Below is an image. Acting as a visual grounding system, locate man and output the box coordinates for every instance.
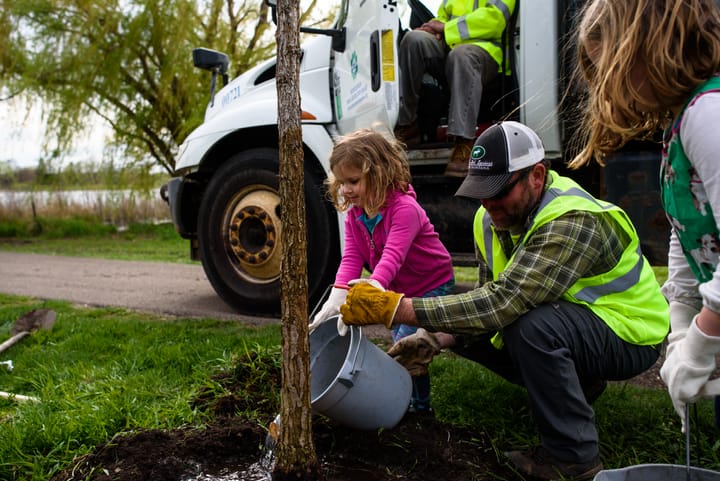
[394,0,515,177]
[340,121,669,481]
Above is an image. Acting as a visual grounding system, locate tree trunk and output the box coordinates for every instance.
[273,0,322,479]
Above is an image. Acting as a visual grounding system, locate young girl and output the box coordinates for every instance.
[309,127,455,414]
[571,0,720,430]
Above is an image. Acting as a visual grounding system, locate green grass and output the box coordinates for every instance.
[0,294,281,480]
[0,220,190,263]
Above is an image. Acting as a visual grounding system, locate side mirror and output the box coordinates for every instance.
[192,48,230,107]
[192,48,229,76]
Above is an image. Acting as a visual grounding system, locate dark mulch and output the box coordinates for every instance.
[48,413,519,481]
[48,345,668,481]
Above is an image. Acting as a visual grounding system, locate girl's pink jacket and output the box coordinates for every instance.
[334,185,455,297]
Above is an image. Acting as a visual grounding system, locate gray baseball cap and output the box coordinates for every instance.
[455,121,545,199]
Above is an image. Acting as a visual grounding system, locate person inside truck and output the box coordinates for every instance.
[570,0,720,433]
[336,121,669,481]
[393,0,515,178]
[307,127,455,415]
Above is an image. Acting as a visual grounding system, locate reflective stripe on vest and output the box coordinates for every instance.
[573,245,643,303]
[473,171,669,346]
[438,0,515,71]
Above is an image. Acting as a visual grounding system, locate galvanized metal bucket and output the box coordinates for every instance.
[594,404,720,481]
[594,464,720,481]
[309,318,411,430]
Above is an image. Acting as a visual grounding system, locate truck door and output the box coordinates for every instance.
[331,0,401,135]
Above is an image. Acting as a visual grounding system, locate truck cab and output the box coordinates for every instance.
[163,0,667,316]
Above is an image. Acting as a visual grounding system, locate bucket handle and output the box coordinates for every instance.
[336,327,363,388]
[310,284,334,321]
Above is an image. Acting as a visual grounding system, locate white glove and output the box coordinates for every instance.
[348,278,385,291]
[309,287,348,335]
[660,316,720,432]
[665,301,700,359]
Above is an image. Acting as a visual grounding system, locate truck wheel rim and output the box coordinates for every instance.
[225,188,281,282]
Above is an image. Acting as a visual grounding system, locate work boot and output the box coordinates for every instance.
[444,137,474,177]
[394,123,421,147]
[505,446,603,481]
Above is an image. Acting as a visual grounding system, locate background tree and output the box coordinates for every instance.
[273,0,320,477]
[0,0,327,173]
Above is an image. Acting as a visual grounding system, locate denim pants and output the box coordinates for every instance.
[451,301,659,462]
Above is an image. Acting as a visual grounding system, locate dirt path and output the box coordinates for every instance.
[0,251,278,325]
[0,251,396,340]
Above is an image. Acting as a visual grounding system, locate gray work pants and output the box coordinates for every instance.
[451,301,659,462]
[397,29,499,140]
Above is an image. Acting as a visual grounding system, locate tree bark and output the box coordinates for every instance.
[273,0,321,479]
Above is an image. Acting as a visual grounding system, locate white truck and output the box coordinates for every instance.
[162,0,667,316]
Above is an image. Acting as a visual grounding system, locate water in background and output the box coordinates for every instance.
[0,188,170,226]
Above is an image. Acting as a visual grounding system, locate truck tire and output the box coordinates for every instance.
[197,148,339,316]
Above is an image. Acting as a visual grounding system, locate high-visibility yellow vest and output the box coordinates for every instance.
[436,0,516,73]
[474,171,669,346]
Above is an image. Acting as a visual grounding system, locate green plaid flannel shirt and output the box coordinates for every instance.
[412,209,628,335]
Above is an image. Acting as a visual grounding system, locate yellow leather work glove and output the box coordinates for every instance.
[339,282,404,329]
[386,328,441,377]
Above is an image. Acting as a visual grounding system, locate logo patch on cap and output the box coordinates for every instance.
[471,146,486,159]
[469,145,494,171]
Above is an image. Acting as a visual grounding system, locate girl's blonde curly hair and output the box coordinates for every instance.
[570,0,720,168]
[325,128,411,217]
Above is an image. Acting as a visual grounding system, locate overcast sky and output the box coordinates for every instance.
[0,96,109,169]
